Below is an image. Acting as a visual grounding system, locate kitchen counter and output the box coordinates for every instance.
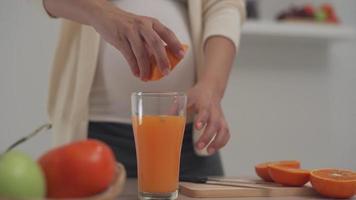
[119,179,356,200]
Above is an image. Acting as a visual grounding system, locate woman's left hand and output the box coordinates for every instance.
[187,81,230,155]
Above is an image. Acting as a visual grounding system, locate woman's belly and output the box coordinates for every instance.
[89,0,195,123]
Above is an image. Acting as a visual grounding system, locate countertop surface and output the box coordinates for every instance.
[119,179,356,200]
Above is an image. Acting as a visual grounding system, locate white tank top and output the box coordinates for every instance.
[89,0,195,123]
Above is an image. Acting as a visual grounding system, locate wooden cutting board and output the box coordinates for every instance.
[179,177,317,198]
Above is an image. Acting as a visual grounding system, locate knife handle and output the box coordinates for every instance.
[180,176,208,183]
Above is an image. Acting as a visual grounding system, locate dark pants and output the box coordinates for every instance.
[88,122,224,177]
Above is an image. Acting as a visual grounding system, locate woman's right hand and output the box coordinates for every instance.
[90,2,185,81]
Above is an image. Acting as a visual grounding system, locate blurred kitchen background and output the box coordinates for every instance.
[0,0,355,175]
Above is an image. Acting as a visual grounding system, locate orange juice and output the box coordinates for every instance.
[132,115,186,193]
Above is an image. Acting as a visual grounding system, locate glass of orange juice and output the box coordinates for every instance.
[131,92,187,200]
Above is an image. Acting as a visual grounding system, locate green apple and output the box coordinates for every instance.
[314,10,327,22]
[0,151,46,198]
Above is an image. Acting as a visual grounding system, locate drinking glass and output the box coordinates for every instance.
[131,92,187,200]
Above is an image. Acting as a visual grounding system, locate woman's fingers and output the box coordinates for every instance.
[194,103,231,154]
[92,9,183,80]
[196,110,220,150]
[153,20,184,59]
[128,32,151,81]
[116,38,140,77]
[194,107,209,130]
[140,27,170,75]
[207,121,230,154]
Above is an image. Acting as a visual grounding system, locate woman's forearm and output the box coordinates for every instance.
[43,0,108,25]
[44,0,183,81]
[200,36,236,99]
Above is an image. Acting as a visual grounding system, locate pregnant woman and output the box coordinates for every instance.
[40,0,245,177]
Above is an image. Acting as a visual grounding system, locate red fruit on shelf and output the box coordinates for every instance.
[321,3,335,16]
[303,4,315,17]
[327,14,340,24]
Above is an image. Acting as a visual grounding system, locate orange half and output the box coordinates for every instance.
[255,160,300,182]
[310,168,356,199]
[149,44,188,81]
[268,165,310,186]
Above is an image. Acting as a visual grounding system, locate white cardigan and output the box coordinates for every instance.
[36,0,246,146]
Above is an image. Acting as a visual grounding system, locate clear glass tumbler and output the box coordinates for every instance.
[131,92,187,200]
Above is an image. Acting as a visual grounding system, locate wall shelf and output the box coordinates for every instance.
[241,20,356,43]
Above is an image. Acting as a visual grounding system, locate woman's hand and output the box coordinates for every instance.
[187,81,230,155]
[43,0,184,81]
[90,2,184,81]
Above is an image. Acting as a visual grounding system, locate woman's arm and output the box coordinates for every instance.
[201,36,236,99]
[43,0,105,24]
[188,0,245,155]
[43,0,184,81]
[188,36,236,154]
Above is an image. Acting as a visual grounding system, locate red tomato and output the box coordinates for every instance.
[38,139,116,198]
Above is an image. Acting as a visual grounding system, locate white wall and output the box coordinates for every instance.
[222,0,356,175]
[0,1,59,157]
[0,0,355,176]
